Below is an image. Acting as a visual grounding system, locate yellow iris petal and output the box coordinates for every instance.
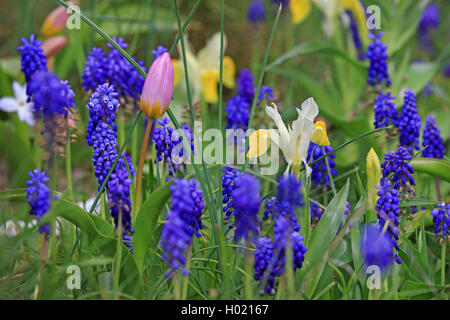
[311,120,330,146]
[201,70,219,103]
[222,56,235,89]
[172,59,182,87]
[247,129,271,158]
[289,0,311,25]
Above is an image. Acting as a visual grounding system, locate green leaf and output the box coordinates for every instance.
[398,280,449,299]
[133,181,172,273]
[298,179,350,298]
[266,41,366,73]
[410,158,450,182]
[38,198,143,297]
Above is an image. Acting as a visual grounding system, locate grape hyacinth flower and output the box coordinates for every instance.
[399,89,421,152]
[170,178,204,238]
[82,48,107,92]
[375,178,402,264]
[273,216,307,277]
[25,168,52,235]
[417,3,440,38]
[161,178,204,277]
[373,91,399,129]
[277,174,303,222]
[225,69,273,131]
[361,224,394,270]
[422,115,445,159]
[306,142,338,190]
[443,65,450,78]
[253,237,277,295]
[381,147,415,190]
[366,32,391,86]
[87,83,135,246]
[310,201,323,221]
[221,166,243,223]
[152,45,168,61]
[231,174,261,243]
[82,38,146,101]
[430,203,450,240]
[107,154,135,239]
[27,71,75,119]
[346,10,364,61]
[247,0,266,24]
[153,117,193,177]
[160,211,192,277]
[224,96,250,130]
[263,197,278,221]
[17,34,47,83]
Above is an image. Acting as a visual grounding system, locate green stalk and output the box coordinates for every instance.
[441,240,446,287]
[323,146,337,196]
[173,0,220,243]
[113,210,123,297]
[244,252,253,300]
[243,4,282,171]
[217,0,224,221]
[181,244,193,300]
[65,132,73,200]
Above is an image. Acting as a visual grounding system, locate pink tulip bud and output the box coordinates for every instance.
[140,52,174,119]
[42,36,67,57]
[40,2,75,37]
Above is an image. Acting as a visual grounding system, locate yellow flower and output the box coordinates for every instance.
[175,32,235,104]
[289,0,312,24]
[248,98,330,177]
[366,148,381,208]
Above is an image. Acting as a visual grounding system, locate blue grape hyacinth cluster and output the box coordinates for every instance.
[399,89,421,152]
[231,174,261,243]
[307,142,338,190]
[221,166,243,223]
[253,174,307,295]
[373,91,399,129]
[170,178,204,238]
[247,0,266,24]
[225,69,273,130]
[345,10,364,61]
[263,197,278,221]
[430,203,449,240]
[25,168,52,235]
[28,71,75,119]
[418,3,440,38]
[253,215,307,295]
[161,178,204,277]
[361,224,394,269]
[366,32,391,86]
[87,83,135,245]
[82,38,146,100]
[381,146,415,190]
[422,115,445,159]
[153,117,194,177]
[152,45,168,61]
[375,178,402,264]
[17,34,47,84]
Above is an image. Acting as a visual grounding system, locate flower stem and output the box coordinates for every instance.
[134,119,153,215]
[181,244,192,300]
[441,239,446,287]
[113,209,123,298]
[65,132,73,200]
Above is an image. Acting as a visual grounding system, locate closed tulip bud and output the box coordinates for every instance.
[40,2,75,37]
[140,52,174,119]
[42,36,67,57]
[366,148,381,208]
